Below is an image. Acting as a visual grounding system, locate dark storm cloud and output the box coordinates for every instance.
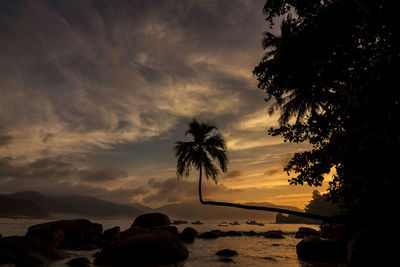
[79,164,128,182]
[0,134,12,146]
[0,156,128,182]
[0,0,266,145]
[143,177,242,203]
[0,156,75,180]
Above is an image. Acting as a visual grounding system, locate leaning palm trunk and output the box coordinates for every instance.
[197,167,339,223]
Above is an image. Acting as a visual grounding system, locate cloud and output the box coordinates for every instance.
[143,177,242,204]
[0,0,268,163]
[79,164,128,182]
[0,134,12,146]
[0,156,128,183]
[264,168,283,176]
[223,169,243,179]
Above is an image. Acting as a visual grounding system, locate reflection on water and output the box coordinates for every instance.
[0,218,346,267]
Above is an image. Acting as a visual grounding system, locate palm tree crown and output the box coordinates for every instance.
[174,119,228,202]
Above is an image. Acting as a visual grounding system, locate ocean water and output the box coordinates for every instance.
[0,217,345,266]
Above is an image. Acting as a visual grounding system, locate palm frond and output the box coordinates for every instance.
[202,155,219,183]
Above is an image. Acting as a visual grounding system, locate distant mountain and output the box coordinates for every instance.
[155,201,302,222]
[0,196,49,218]
[1,191,152,218]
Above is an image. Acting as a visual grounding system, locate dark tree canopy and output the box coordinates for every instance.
[254,0,400,220]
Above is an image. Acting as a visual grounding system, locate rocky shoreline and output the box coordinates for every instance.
[0,213,390,266]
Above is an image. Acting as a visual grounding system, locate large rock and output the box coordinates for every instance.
[131,213,170,228]
[296,237,347,262]
[94,229,188,266]
[180,227,198,243]
[0,235,65,265]
[295,227,319,238]
[347,227,394,266]
[27,219,103,249]
[101,226,120,241]
[264,230,285,239]
[66,257,91,267]
[216,249,238,257]
[226,231,242,237]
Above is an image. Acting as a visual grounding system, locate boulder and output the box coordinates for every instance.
[264,230,285,239]
[153,225,178,236]
[131,213,170,228]
[216,249,238,257]
[180,227,198,243]
[26,227,64,247]
[198,231,220,239]
[296,237,347,262]
[295,227,319,238]
[101,226,120,241]
[0,235,65,265]
[94,229,188,266]
[77,244,98,251]
[0,251,16,264]
[347,227,394,266]
[66,257,91,267]
[243,230,257,236]
[27,219,103,249]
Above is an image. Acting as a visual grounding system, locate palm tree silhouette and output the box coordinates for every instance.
[174,119,337,222]
[174,118,227,203]
[258,15,326,125]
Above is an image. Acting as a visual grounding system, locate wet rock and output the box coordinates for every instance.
[101,226,120,241]
[243,230,257,236]
[66,257,90,267]
[216,249,238,257]
[0,251,16,264]
[198,231,219,239]
[26,227,64,247]
[77,244,98,251]
[180,227,198,242]
[226,230,242,236]
[131,213,170,228]
[264,230,285,239]
[0,235,65,266]
[26,219,103,249]
[15,253,44,267]
[296,237,347,262]
[94,229,188,266]
[347,227,395,266]
[295,227,319,238]
[153,225,178,235]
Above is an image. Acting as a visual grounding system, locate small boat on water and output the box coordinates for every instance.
[192,220,203,225]
[171,219,187,225]
[229,221,240,225]
[218,222,228,226]
[245,220,264,226]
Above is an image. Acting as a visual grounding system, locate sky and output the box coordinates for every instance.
[0,0,329,209]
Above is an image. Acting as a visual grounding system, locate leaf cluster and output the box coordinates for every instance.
[254,0,400,217]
